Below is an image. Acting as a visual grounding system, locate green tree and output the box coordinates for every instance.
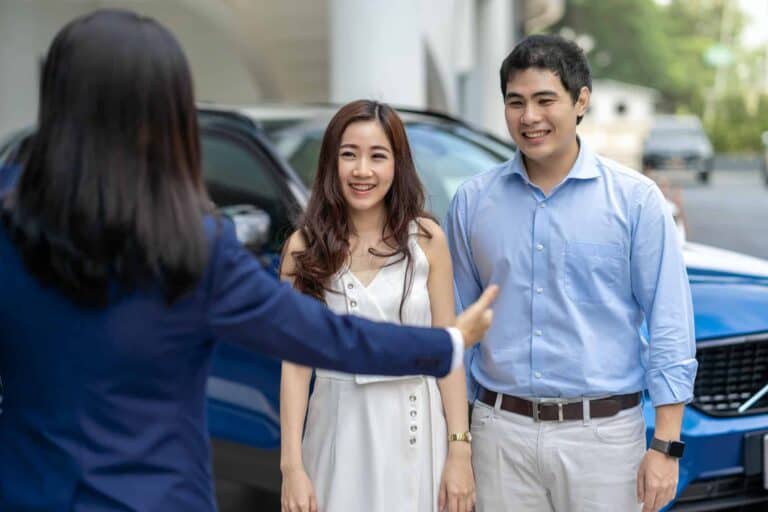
[551,0,673,91]
[550,0,760,152]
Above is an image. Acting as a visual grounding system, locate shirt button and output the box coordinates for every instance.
[409,394,417,402]
[350,300,357,308]
[539,203,547,208]
[534,329,542,336]
[536,244,544,252]
[534,372,542,379]
[410,424,418,432]
[536,287,543,294]
[409,437,417,446]
[347,283,354,289]
[410,409,417,418]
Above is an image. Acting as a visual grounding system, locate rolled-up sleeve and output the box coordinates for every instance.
[630,184,698,406]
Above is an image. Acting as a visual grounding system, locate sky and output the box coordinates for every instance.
[739,0,768,49]
[653,0,767,49]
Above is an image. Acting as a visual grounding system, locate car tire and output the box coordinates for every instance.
[698,170,710,184]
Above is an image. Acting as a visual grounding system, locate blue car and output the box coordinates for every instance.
[2,105,768,511]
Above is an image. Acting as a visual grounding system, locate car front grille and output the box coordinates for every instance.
[672,474,768,510]
[691,333,768,416]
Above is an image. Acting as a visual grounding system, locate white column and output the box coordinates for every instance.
[329,0,425,107]
[462,0,518,138]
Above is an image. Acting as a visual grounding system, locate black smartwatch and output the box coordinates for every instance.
[650,437,685,458]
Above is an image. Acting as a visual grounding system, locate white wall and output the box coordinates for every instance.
[580,79,658,168]
[0,0,523,142]
[0,0,262,141]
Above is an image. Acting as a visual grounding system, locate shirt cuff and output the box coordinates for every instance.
[646,358,699,407]
[446,327,465,372]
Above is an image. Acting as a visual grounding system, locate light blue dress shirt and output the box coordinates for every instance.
[445,141,697,407]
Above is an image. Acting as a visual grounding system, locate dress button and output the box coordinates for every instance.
[536,244,544,252]
[534,371,542,379]
[536,287,543,294]
[410,424,418,432]
[350,300,357,308]
[347,283,354,289]
[534,329,542,337]
[409,394,417,402]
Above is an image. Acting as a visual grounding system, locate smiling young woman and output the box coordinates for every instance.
[278,100,477,512]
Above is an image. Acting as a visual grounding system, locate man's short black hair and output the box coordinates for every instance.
[500,34,592,123]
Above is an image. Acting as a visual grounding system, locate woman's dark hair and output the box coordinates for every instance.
[284,100,432,320]
[0,9,212,306]
[499,34,592,124]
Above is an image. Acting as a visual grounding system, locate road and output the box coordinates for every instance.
[681,169,768,261]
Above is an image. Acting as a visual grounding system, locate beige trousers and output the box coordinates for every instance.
[471,398,646,512]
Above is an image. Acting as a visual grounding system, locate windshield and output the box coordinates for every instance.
[270,121,513,220]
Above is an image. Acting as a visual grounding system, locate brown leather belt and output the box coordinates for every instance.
[479,388,641,422]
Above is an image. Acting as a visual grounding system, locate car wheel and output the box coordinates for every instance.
[698,170,710,184]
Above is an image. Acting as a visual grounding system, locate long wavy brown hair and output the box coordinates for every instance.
[284,100,433,320]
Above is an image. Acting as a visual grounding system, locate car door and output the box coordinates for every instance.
[198,110,307,452]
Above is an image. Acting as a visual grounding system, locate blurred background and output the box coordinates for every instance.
[0,0,766,261]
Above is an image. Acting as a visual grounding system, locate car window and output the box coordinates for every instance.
[283,134,322,187]
[274,123,509,220]
[201,133,293,253]
[406,124,508,219]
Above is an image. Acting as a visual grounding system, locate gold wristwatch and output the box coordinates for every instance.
[448,431,472,443]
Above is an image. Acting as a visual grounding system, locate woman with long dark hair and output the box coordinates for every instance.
[280,101,476,512]
[0,11,496,511]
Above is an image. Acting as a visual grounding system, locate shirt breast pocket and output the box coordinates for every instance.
[564,241,625,304]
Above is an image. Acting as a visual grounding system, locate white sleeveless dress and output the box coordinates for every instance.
[302,223,447,512]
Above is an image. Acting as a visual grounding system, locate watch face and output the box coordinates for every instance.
[668,441,685,458]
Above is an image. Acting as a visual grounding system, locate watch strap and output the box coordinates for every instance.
[650,437,684,458]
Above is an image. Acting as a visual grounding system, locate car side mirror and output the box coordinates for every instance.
[220,204,271,252]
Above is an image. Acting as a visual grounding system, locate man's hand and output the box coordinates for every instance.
[637,449,679,512]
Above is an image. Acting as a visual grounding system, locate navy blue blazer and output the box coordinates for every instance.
[0,215,452,511]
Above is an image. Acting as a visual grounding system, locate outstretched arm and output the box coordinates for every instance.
[208,219,496,377]
[207,219,455,376]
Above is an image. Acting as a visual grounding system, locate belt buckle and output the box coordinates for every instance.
[533,398,566,422]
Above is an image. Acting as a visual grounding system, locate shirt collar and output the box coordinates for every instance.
[502,138,601,182]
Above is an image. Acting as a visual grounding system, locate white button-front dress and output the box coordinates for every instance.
[301,224,447,511]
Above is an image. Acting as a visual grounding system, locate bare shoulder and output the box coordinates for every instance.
[280,229,308,278]
[414,217,450,262]
[284,229,308,253]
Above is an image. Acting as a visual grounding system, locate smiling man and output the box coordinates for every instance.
[445,35,697,512]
